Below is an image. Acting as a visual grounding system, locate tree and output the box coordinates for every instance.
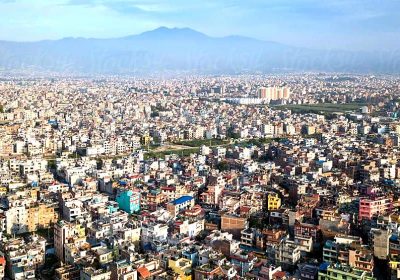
[216,161,229,172]
[96,158,103,170]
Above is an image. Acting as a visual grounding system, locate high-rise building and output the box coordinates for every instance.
[54,221,86,262]
[257,86,291,101]
[258,87,268,99]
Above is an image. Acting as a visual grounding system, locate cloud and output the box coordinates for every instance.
[64,0,229,15]
[64,0,171,14]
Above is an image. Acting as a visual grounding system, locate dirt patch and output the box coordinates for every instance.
[152,144,193,152]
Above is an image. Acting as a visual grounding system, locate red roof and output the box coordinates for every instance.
[240,206,251,213]
[137,266,151,278]
[161,186,175,191]
[273,271,286,279]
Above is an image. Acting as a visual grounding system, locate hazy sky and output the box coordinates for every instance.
[1,0,399,51]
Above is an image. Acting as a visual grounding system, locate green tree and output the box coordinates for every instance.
[216,161,230,171]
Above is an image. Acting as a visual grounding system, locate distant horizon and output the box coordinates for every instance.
[0,25,399,75]
[0,25,393,54]
[1,0,399,52]
[0,26,265,42]
[1,1,399,75]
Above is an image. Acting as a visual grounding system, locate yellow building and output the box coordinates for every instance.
[389,257,400,280]
[389,213,400,224]
[141,133,151,146]
[267,193,281,210]
[0,186,7,195]
[389,259,400,270]
[27,203,59,232]
[394,124,400,135]
[168,258,192,280]
[306,125,316,135]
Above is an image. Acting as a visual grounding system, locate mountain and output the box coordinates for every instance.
[0,27,398,75]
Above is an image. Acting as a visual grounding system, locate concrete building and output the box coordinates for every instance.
[116,189,141,214]
[166,196,195,217]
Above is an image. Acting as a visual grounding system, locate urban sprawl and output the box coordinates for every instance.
[0,74,400,280]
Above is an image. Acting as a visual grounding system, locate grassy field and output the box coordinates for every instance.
[272,103,367,114]
[145,139,230,159]
[145,147,199,159]
[233,137,280,147]
[144,137,282,159]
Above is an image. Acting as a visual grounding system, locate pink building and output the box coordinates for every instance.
[359,196,392,221]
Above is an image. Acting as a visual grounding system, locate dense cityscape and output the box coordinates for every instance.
[0,74,398,279]
[1,0,400,278]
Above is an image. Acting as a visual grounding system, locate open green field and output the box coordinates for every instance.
[145,139,230,159]
[272,103,367,114]
[145,147,199,159]
[233,137,279,147]
[144,137,282,159]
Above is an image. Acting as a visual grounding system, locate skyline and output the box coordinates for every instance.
[0,0,399,51]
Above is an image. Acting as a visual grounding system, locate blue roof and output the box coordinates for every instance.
[319,262,329,271]
[172,195,193,205]
[143,243,152,251]
[390,234,398,242]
